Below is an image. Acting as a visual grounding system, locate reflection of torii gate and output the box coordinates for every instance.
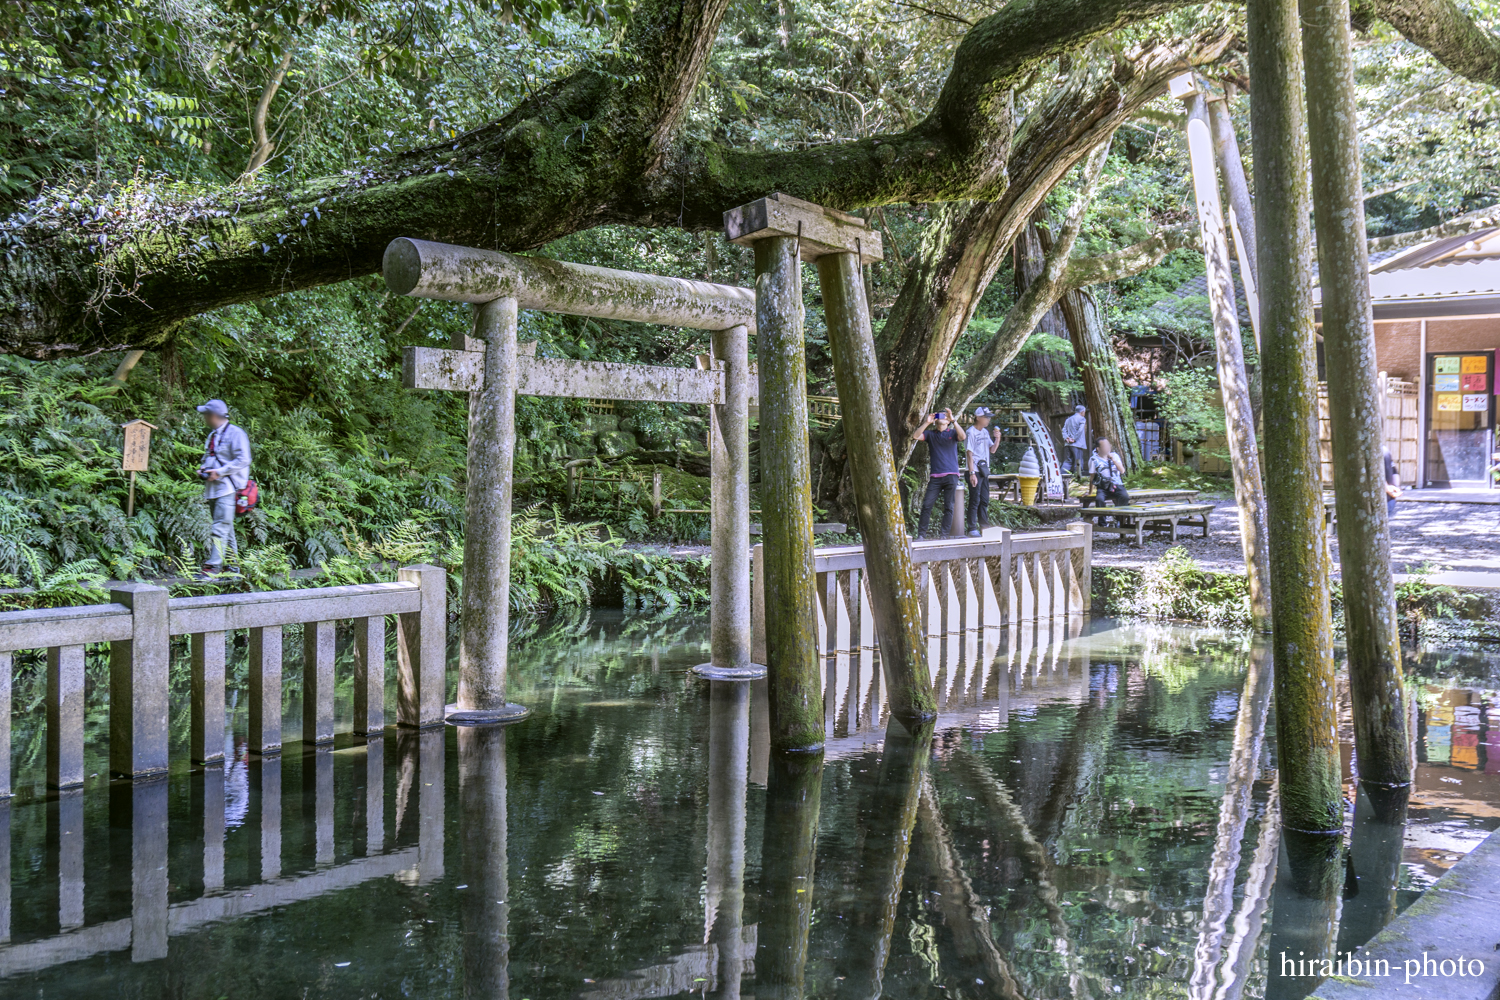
[386,238,760,720]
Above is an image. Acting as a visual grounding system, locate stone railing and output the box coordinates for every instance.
[0,565,447,799]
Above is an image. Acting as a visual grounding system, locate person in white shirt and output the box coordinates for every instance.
[1062,404,1088,479]
[196,399,252,574]
[964,407,1000,536]
[1082,436,1130,511]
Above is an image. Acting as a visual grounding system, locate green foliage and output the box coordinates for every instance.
[1094,547,1253,629]
[1155,367,1225,444]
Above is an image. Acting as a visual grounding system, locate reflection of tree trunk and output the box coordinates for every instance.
[1190,644,1274,1000]
[1058,289,1141,471]
[1265,829,1344,1000]
[835,721,932,1000]
[951,750,1088,999]
[757,752,824,1000]
[1334,784,1409,957]
[913,775,1026,999]
[1213,779,1280,1000]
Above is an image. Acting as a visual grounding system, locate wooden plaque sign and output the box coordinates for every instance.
[121,419,157,472]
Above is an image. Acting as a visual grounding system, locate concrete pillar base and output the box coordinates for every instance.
[444,703,530,726]
[692,663,768,681]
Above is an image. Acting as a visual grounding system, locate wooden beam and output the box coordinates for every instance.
[384,239,756,331]
[724,192,883,263]
[403,347,729,405]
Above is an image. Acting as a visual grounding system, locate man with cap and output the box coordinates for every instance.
[196,399,251,574]
[965,407,1000,536]
[912,408,962,538]
[1062,404,1088,480]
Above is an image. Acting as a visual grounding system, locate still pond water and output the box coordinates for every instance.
[1,614,1497,999]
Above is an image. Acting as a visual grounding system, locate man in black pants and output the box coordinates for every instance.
[912,409,962,538]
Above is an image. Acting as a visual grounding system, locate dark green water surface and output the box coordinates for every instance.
[1,615,1496,999]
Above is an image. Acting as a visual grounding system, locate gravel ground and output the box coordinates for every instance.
[1087,493,1500,576]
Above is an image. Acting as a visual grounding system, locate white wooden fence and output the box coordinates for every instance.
[0,566,448,798]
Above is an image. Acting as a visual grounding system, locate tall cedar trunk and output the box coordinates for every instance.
[1019,222,1079,443]
[1301,0,1412,790]
[1058,288,1141,470]
[1181,90,1273,630]
[1247,0,1343,834]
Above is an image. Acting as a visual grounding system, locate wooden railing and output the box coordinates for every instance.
[750,525,1092,665]
[0,565,448,799]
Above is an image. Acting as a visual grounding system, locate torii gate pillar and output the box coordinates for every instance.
[725,193,930,747]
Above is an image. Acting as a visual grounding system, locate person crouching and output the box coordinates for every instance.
[1084,436,1130,512]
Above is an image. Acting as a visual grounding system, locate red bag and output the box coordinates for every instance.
[235,479,259,516]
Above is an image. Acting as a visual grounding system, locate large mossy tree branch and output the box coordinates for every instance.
[1,0,1202,358]
[1367,0,1500,88]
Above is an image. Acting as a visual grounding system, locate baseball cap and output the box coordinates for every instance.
[196,399,229,416]
[974,406,992,416]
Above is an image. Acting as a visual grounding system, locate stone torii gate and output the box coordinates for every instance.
[388,192,935,747]
[385,238,760,721]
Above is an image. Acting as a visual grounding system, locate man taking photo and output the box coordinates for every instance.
[196,399,251,575]
[912,408,962,538]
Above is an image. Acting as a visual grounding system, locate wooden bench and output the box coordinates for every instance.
[1077,502,1215,546]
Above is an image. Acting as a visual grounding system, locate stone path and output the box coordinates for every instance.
[1089,493,1500,578]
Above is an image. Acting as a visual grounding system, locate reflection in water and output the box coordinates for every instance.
[0,615,1494,1000]
[758,751,825,1000]
[459,726,510,999]
[705,682,749,1000]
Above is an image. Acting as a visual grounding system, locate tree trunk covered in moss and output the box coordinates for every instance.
[876,42,1231,465]
[1018,222,1078,442]
[1301,0,1412,791]
[1248,0,1343,835]
[1058,288,1142,471]
[818,251,935,725]
[1,0,1220,359]
[755,237,824,753]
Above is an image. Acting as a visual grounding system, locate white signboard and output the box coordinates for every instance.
[1021,412,1066,499]
[1462,393,1488,412]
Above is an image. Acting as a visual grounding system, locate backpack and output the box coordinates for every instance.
[235,479,259,516]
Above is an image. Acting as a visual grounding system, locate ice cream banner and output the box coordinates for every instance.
[1463,393,1489,412]
[1435,374,1460,392]
[1435,356,1461,374]
[1463,372,1489,391]
[1435,392,1462,411]
[1462,355,1489,374]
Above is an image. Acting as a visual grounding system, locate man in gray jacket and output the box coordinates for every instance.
[196,399,251,574]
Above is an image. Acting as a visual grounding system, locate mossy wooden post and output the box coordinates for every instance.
[1247,0,1343,834]
[1172,74,1272,632]
[1301,0,1411,791]
[705,680,751,995]
[725,194,830,751]
[453,297,529,724]
[816,243,935,725]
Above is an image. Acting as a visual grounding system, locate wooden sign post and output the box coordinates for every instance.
[120,419,157,516]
